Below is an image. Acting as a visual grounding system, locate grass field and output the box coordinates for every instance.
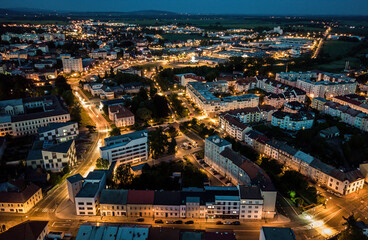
[321,40,360,59]
[80,107,95,127]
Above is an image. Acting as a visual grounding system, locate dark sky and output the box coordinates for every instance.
[3,0,368,15]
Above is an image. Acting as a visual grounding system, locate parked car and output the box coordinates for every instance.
[185,220,194,224]
[224,221,232,225]
[155,220,163,224]
[232,221,240,225]
[165,220,174,224]
[136,218,144,222]
[174,220,183,224]
[216,221,223,225]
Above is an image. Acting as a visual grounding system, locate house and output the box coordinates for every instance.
[319,126,340,138]
[127,190,155,218]
[153,191,181,218]
[0,180,42,213]
[108,104,135,127]
[0,221,49,240]
[100,189,128,217]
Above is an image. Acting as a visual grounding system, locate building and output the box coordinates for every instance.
[204,135,277,218]
[219,114,248,141]
[127,190,155,218]
[234,77,257,93]
[75,170,107,216]
[76,223,149,240]
[100,189,128,217]
[205,186,240,219]
[180,74,205,87]
[271,111,315,131]
[0,221,49,240]
[38,122,78,142]
[186,81,259,116]
[332,95,368,114]
[263,90,306,109]
[153,191,181,218]
[311,97,328,111]
[220,105,276,125]
[319,126,340,138]
[121,82,150,94]
[100,130,149,165]
[62,57,83,73]
[0,180,42,213]
[108,104,135,127]
[239,185,263,219]
[296,79,357,99]
[0,96,71,137]
[67,174,84,203]
[259,227,296,240]
[41,140,77,172]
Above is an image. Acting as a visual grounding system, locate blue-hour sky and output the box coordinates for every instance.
[2,0,368,15]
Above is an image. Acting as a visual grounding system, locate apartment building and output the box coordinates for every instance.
[219,114,248,141]
[204,135,277,218]
[271,111,315,131]
[239,185,263,220]
[276,71,317,87]
[75,170,107,216]
[0,180,42,213]
[127,190,155,218]
[234,77,257,92]
[67,174,84,203]
[311,97,328,111]
[38,122,78,142]
[220,105,276,125]
[62,57,83,73]
[256,77,298,94]
[186,81,259,116]
[332,96,368,114]
[100,189,128,217]
[296,79,357,98]
[205,186,240,219]
[180,74,205,87]
[100,130,149,165]
[0,96,71,137]
[263,90,306,109]
[108,104,135,127]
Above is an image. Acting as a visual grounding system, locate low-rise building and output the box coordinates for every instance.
[271,111,314,131]
[108,104,135,127]
[41,140,77,172]
[127,190,155,218]
[100,130,149,165]
[67,174,84,203]
[0,221,49,240]
[153,191,181,218]
[100,189,128,217]
[0,180,42,213]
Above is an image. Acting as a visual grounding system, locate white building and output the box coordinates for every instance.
[100,130,149,165]
[38,122,78,142]
[41,140,77,172]
[62,58,83,73]
[271,111,314,131]
[67,174,84,203]
[239,185,263,220]
[100,189,128,217]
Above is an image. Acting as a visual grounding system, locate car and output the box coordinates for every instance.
[174,220,183,224]
[216,221,223,225]
[232,221,240,225]
[136,218,144,222]
[155,220,163,224]
[165,220,174,224]
[224,221,232,225]
[185,220,194,224]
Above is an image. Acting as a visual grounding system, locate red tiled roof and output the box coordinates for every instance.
[109,104,134,119]
[127,190,155,204]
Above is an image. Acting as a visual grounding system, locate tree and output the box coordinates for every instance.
[114,164,133,187]
[86,125,96,133]
[338,214,368,240]
[136,107,152,122]
[96,158,110,169]
[149,127,169,158]
[168,137,177,154]
[62,164,70,175]
[109,127,121,137]
[70,103,82,123]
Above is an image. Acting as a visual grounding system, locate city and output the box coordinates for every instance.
[0,2,368,240]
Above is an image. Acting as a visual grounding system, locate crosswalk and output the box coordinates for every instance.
[33,207,55,213]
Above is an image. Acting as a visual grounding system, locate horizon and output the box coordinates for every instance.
[2,0,368,16]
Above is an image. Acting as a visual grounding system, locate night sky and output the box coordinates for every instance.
[2,0,368,15]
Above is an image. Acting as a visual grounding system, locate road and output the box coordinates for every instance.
[312,27,331,59]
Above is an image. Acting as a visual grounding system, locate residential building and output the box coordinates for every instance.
[153,191,181,218]
[186,81,259,116]
[319,126,340,138]
[108,104,135,127]
[41,140,77,172]
[332,95,368,114]
[67,174,84,203]
[127,190,155,218]
[38,122,78,142]
[75,170,107,216]
[296,79,357,98]
[234,77,257,93]
[100,130,149,165]
[0,96,71,137]
[0,180,42,213]
[205,186,240,219]
[263,90,306,109]
[62,57,83,73]
[121,82,150,94]
[239,185,263,219]
[219,114,248,141]
[311,97,328,111]
[283,101,304,113]
[0,221,49,240]
[204,135,277,218]
[180,74,205,87]
[259,227,296,240]
[100,189,128,217]
[271,111,315,131]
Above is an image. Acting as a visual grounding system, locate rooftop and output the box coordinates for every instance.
[100,189,128,205]
[0,221,48,240]
[261,227,296,240]
[76,183,100,198]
